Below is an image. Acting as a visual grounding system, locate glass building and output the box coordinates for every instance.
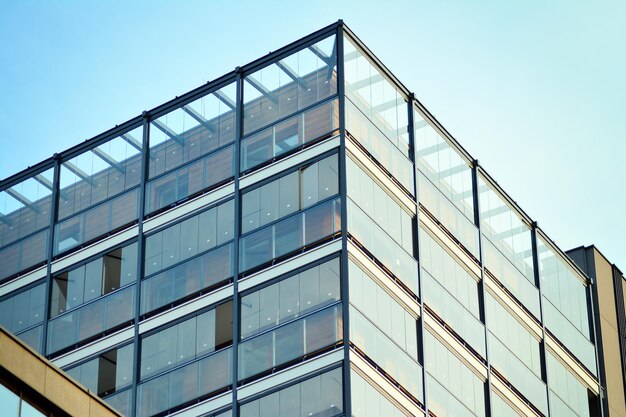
[0,20,613,417]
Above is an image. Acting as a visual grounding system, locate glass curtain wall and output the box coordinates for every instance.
[478,175,540,318]
[239,154,341,273]
[238,258,342,382]
[348,260,422,401]
[239,367,343,417]
[0,167,54,281]
[55,126,143,255]
[346,156,417,294]
[343,37,411,193]
[538,235,596,374]
[414,108,478,258]
[146,82,237,215]
[137,301,233,417]
[142,199,234,315]
[0,281,46,351]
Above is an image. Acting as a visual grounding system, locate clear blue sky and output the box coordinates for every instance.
[1,0,624,271]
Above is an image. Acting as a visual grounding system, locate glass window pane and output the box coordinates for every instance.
[243,35,337,135]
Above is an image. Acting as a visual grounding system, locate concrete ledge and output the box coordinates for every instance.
[0,326,121,417]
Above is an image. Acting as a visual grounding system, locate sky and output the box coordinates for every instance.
[1,0,624,271]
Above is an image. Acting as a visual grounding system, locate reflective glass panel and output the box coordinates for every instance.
[0,168,53,251]
[241,98,339,172]
[140,301,232,380]
[241,257,340,339]
[239,367,343,417]
[538,235,595,373]
[149,82,236,179]
[58,126,142,221]
[243,35,337,135]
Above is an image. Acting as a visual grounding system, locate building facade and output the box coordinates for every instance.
[0,21,611,417]
[567,246,626,417]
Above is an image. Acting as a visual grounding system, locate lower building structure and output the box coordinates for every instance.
[0,20,621,417]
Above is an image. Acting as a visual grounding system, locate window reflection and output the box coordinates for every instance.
[241,154,338,235]
[241,257,340,339]
[140,301,233,380]
[243,35,337,135]
[239,367,343,417]
[241,99,339,172]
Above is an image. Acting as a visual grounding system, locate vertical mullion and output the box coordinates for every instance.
[336,21,352,417]
[585,255,605,417]
[42,156,61,356]
[531,224,553,417]
[409,98,428,414]
[130,114,150,417]
[232,67,244,416]
[472,162,493,417]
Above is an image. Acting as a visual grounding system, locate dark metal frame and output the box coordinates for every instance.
[0,19,606,417]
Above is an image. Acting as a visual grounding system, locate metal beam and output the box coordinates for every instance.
[152,119,184,145]
[438,164,469,180]
[308,44,331,65]
[276,61,308,90]
[5,188,39,212]
[372,99,400,115]
[481,204,511,220]
[0,213,12,226]
[343,49,360,63]
[64,161,94,186]
[182,105,217,133]
[245,76,278,103]
[326,37,337,81]
[415,141,449,158]
[494,224,529,242]
[214,90,236,111]
[34,174,53,192]
[347,73,384,92]
[91,148,125,174]
[120,133,143,152]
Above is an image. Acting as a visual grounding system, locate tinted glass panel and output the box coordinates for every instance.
[238,305,341,381]
[50,242,137,317]
[241,98,339,172]
[0,230,48,281]
[0,168,53,249]
[239,367,343,417]
[58,127,142,221]
[137,348,231,417]
[54,189,138,255]
[65,343,134,397]
[240,197,340,273]
[144,199,234,277]
[47,285,135,354]
[145,144,233,215]
[0,282,45,335]
[149,82,236,179]
[140,301,232,380]
[241,257,340,339]
[241,154,338,235]
[243,35,337,135]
